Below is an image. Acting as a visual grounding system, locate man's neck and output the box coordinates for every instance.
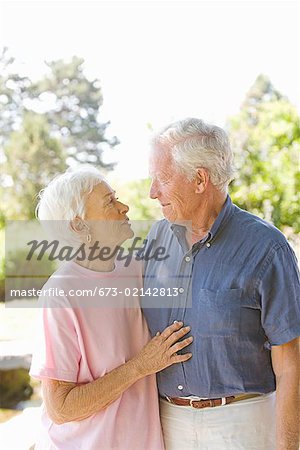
[187,190,227,246]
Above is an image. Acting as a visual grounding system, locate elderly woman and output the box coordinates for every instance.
[30,167,193,450]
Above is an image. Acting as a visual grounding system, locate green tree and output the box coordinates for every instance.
[120,178,162,220]
[3,112,66,219]
[108,178,162,221]
[228,75,300,233]
[29,56,118,167]
[0,50,119,223]
[0,47,31,147]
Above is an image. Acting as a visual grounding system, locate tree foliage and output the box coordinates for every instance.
[28,56,118,167]
[3,112,66,219]
[0,49,119,221]
[117,178,162,221]
[228,75,300,233]
[0,47,30,147]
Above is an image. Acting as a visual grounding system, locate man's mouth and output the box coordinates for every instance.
[161,203,171,207]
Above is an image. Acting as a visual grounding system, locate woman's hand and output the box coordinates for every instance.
[133,321,193,377]
[42,321,193,424]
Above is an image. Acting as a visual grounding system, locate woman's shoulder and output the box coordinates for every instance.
[38,262,77,307]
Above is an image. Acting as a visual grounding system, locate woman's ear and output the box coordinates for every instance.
[70,216,87,234]
[194,168,209,193]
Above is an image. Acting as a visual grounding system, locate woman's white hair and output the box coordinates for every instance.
[36,166,105,248]
[151,118,234,192]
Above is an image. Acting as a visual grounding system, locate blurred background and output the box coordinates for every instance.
[0,0,299,448]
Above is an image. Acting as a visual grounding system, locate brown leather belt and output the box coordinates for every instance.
[163,393,261,409]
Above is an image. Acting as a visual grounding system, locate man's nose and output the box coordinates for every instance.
[149,180,159,199]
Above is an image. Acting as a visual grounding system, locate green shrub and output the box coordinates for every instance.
[0,368,33,408]
[4,248,58,302]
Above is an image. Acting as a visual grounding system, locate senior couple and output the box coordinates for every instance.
[30,118,300,450]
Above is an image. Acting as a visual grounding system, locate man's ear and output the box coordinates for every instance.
[194,168,209,193]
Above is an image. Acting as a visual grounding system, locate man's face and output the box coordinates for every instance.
[84,182,133,245]
[149,146,197,222]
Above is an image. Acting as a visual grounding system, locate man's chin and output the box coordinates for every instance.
[162,213,188,227]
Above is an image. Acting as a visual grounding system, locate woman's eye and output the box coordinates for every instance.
[107,197,118,205]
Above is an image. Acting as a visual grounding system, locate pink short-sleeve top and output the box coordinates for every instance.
[30,260,164,450]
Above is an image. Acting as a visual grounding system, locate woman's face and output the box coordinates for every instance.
[83,181,133,246]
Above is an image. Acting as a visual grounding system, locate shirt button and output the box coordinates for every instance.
[185,256,191,262]
[206,242,211,248]
[177,385,183,390]
[179,287,184,294]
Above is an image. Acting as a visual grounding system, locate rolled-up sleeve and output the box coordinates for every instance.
[259,243,300,345]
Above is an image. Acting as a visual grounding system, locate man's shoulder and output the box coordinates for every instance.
[147,218,170,238]
[231,204,288,248]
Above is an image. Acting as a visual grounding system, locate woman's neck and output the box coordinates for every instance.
[75,242,118,272]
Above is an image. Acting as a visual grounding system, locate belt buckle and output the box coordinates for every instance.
[165,395,171,403]
[190,398,214,408]
[189,398,207,408]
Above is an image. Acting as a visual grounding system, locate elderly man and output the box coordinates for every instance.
[142,118,300,450]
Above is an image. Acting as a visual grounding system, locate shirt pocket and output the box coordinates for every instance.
[196,288,242,337]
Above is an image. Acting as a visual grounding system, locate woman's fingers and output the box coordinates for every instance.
[171,352,193,364]
[159,321,184,340]
[134,322,193,375]
[165,325,191,346]
[169,336,193,355]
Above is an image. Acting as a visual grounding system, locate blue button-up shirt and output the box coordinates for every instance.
[142,196,300,398]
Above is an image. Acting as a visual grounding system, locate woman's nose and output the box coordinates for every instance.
[118,201,129,214]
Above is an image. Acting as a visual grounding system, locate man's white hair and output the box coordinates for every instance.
[152,118,235,192]
[36,167,105,248]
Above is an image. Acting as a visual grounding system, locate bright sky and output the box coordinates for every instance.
[0,0,299,181]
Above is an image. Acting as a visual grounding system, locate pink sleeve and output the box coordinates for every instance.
[30,297,81,383]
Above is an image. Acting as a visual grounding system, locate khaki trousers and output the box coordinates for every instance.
[160,392,276,450]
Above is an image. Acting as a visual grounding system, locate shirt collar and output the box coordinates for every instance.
[170,195,234,243]
[209,195,234,241]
